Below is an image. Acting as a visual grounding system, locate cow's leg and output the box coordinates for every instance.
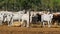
[23,22,25,27]
[21,20,25,27]
[43,22,45,27]
[26,20,29,27]
[8,21,10,26]
[4,18,6,22]
[48,21,51,27]
[0,20,2,25]
[7,18,10,26]
[1,21,3,25]
[18,18,20,23]
[19,15,20,22]
[41,18,43,27]
[41,21,43,27]
[11,18,13,25]
[50,20,52,27]
[22,20,25,27]
[50,20,51,25]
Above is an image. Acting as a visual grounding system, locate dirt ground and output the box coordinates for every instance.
[0,22,60,34]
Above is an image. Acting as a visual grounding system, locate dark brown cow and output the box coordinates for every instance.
[52,13,60,25]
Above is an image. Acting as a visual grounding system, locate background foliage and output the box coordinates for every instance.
[0,0,60,12]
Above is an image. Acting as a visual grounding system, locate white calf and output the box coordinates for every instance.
[21,11,33,27]
[6,12,13,26]
[21,11,38,27]
[12,11,25,23]
[41,13,53,27]
[18,11,25,21]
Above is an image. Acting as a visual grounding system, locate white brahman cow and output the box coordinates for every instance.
[5,12,13,26]
[11,11,25,25]
[41,12,53,27]
[21,11,38,27]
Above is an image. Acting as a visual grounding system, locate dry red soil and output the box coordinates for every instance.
[0,21,60,34]
[0,25,60,34]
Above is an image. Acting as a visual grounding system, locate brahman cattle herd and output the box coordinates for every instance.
[0,10,60,27]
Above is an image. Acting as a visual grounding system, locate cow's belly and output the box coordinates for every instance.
[13,16,19,20]
[43,16,51,21]
[22,16,29,21]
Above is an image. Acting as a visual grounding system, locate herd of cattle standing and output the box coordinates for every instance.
[0,10,60,27]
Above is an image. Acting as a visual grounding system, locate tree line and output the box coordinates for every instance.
[0,0,60,12]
